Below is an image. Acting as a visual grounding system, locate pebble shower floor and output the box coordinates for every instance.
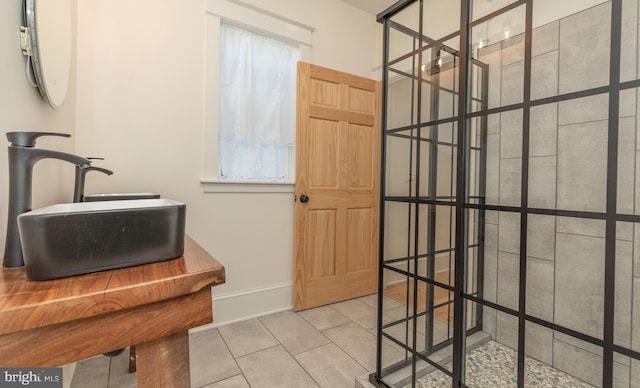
[410,341,595,388]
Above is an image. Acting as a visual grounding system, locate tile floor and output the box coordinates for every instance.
[70,294,380,388]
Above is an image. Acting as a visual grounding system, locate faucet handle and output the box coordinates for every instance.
[6,131,71,147]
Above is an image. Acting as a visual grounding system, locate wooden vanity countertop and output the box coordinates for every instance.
[0,235,225,336]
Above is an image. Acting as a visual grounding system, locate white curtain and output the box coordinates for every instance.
[218,22,298,180]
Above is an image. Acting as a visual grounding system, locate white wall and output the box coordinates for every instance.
[0,1,78,257]
[75,0,379,325]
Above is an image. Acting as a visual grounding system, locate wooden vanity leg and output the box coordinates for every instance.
[135,331,190,388]
[128,346,136,373]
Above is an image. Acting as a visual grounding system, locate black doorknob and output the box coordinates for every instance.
[300,194,310,203]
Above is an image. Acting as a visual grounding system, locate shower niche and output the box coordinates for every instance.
[375,1,640,387]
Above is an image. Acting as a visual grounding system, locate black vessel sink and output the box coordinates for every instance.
[17,199,186,280]
[82,192,160,202]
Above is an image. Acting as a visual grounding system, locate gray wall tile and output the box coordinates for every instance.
[499,157,522,207]
[525,322,553,365]
[532,21,559,57]
[500,109,523,159]
[618,117,636,214]
[479,43,503,109]
[496,311,518,350]
[557,120,608,212]
[502,34,524,66]
[530,103,558,157]
[621,0,638,82]
[501,61,524,106]
[556,217,605,238]
[527,214,555,261]
[498,252,520,311]
[484,223,498,304]
[553,338,603,387]
[498,211,520,255]
[486,134,500,206]
[615,240,633,348]
[555,233,605,338]
[526,257,554,321]
[558,94,609,126]
[528,156,557,209]
[531,50,559,100]
[559,2,611,94]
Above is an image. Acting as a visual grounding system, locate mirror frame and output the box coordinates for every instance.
[23,0,72,110]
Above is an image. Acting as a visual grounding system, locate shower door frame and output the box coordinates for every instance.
[374,0,488,386]
[374,0,640,387]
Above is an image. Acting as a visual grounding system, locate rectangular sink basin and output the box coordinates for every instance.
[83,192,161,202]
[18,199,186,280]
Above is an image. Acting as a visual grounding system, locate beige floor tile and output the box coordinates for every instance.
[217,318,278,358]
[190,329,240,387]
[202,374,250,388]
[296,343,368,388]
[70,356,110,388]
[323,322,378,371]
[330,299,377,330]
[107,349,136,388]
[236,345,318,388]
[298,305,351,331]
[259,311,330,355]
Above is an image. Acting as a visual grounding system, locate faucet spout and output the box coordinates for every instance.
[4,146,91,268]
[73,164,114,203]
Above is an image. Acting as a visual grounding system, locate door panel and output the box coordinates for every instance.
[294,62,381,311]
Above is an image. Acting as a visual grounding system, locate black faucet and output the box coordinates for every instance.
[4,132,90,268]
[73,158,113,203]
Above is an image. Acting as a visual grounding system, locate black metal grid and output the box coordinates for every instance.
[374,0,640,387]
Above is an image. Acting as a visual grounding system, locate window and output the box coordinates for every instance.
[203,0,313,192]
[218,22,298,181]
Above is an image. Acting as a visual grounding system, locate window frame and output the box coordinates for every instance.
[203,0,313,193]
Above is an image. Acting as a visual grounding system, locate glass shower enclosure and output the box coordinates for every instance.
[375,0,640,387]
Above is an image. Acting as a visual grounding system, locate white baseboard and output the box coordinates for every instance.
[195,281,293,331]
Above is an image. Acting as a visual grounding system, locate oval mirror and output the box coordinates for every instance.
[23,0,72,110]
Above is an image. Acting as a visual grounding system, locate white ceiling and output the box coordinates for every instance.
[341,0,398,16]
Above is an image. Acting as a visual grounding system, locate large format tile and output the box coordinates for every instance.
[498,157,521,207]
[296,343,368,388]
[532,20,559,57]
[531,50,558,100]
[190,329,240,387]
[553,337,603,387]
[558,93,608,126]
[70,356,110,388]
[558,1,611,94]
[330,298,377,330]
[107,350,136,388]
[501,61,524,106]
[259,311,330,355]
[528,156,556,209]
[555,233,605,338]
[526,257,554,321]
[500,109,523,159]
[483,223,498,304]
[620,0,638,82]
[236,345,318,388]
[497,252,520,311]
[323,322,380,371]
[557,120,608,212]
[526,214,555,261]
[529,103,557,157]
[204,374,249,388]
[615,240,633,348]
[498,211,520,255]
[217,319,278,358]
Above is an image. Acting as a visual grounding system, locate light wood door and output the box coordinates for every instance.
[293,62,381,311]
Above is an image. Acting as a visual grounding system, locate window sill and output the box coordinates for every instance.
[201,179,295,193]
